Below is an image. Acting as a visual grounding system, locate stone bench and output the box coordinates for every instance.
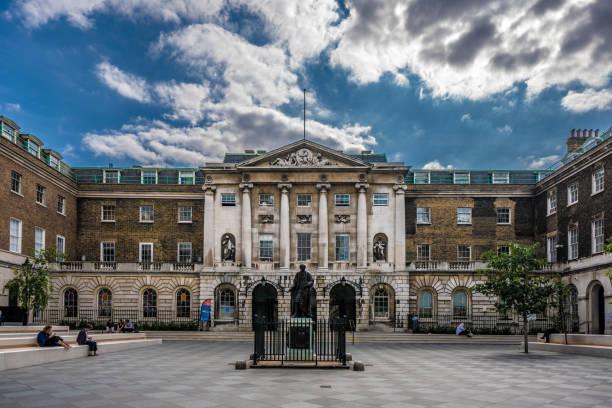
[0,333,146,349]
[537,333,612,347]
[530,342,612,359]
[0,325,69,333]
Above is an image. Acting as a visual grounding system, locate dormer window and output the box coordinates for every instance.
[25,140,40,157]
[103,170,120,184]
[141,169,158,184]
[179,171,195,185]
[492,172,510,184]
[414,171,430,184]
[453,171,470,184]
[1,122,16,142]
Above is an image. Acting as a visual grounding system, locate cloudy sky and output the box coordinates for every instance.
[1,0,610,170]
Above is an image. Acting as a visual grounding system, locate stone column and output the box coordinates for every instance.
[394,184,407,271]
[317,183,331,271]
[355,183,369,269]
[202,184,216,268]
[278,183,292,270]
[240,183,253,269]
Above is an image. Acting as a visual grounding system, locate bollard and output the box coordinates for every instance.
[235,360,247,370]
[353,361,365,371]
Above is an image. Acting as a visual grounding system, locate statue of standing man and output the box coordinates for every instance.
[290,264,315,318]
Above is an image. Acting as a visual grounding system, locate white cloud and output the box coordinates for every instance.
[95,61,151,102]
[0,102,22,113]
[561,88,612,113]
[496,124,513,135]
[423,160,454,170]
[460,113,472,123]
[154,82,210,124]
[527,154,560,169]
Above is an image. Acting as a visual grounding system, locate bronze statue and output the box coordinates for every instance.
[290,264,315,318]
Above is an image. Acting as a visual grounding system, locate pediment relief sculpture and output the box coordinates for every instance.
[270,148,335,167]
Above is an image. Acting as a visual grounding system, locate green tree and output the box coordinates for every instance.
[550,276,573,345]
[474,243,556,353]
[606,238,612,282]
[5,250,53,325]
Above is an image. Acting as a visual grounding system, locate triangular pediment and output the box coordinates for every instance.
[237,140,371,169]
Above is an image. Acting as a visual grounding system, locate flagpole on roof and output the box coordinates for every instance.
[303,88,306,140]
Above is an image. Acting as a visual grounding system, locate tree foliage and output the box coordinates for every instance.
[5,250,53,314]
[606,237,612,281]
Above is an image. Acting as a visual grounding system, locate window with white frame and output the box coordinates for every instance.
[373,193,389,206]
[259,235,273,261]
[177,242,192,263]
[57,195,65,215]
[453,171,470,184]
[457,208,472,224]
[592,166,604,194]
[297,233,311,261]
[141,169,157,184]
[335,194,350,206]
[100,242,115,262]
[546,235,558,263]
[178,206,192,223]
[221,193,236,206]
[139,243,153,263]
[416,207,431,224]
[1,122,16,142]
[592,218,604,254]
[179,171,195,185]
[47,154,60,170]
[492,172,510,184]
[418,290,433,318]
[413,171,430,184]
[101,205,116,222]
[35,185,45,205]
[10,171,22,194]
[497,245,510,256]
[140,205,154,222]
[373,287,389,318]
[335,234,350,261]
[416,244,430,261]
[496,208,511,224]
[567,182,578,206]
[56,235,65,261]
[457,245,471,261]
[103,170,120,184]
[259,193,274,206]
[9,218,22,253]
[26,140,39,157]
[34,227,45,254]
[297,194,311,207]
[568,225,578,260]
[547,190,557,215]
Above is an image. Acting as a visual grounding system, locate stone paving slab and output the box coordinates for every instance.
[0,341,611,408]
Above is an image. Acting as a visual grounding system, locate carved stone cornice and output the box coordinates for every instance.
[239,183,253,192]
[355,183,369,192]
[393,184,408,193]
[277,183,292,192]
[202,184,217,194]
[316,183,331,192]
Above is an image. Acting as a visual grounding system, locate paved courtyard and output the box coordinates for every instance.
[1,341,612,408]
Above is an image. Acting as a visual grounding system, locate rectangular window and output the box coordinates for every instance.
[179,171,195,185]
[101,205,116,222]
[416,207,431,224]
[335,234,350,261]
[567,182,578,206]
[373,193,389,206]
[221,193,236,206]
[57,196,65,214]
[457,245,471,261]
[297,194,312,207]
[139,243,153,263]
[497,245,510,256]
[496,208,511,224]
[56,235,65,261]
[416,244,430,261]
[297,233,311,261]
[259,235,273,261]
[1,123,16,142]
[492,172,510,184]
[9,218,22,253]
[453,171,470,184]
[592,218,604,254]
[34,227,45,255]
[413,171,430,184]
[178,206,192,223]
[546,236,558,263]
[140,205,154,222]
[141,169,157,184]
[568,225,578,260]
[103,170,120,184]
[47,155,60,170]
[592,166,604,194]
[100,242,115,262]
[177,242,192,263]
[334,194,350,206]
[35,185,46,205]
[547,190,557,215]
[26,140,39,157]
[259,193,274,206]
[457,208,472,225]
[11,171,22,194]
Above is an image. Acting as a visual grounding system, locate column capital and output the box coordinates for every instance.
[316,183,331,192]
[393,184,407,193]
[239,183,253,192]
[202,184,216,194]
[277,183,292,192]
[355,183,369,192]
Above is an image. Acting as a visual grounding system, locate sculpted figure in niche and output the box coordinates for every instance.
[373,237,387,262]
[221,234,235,262]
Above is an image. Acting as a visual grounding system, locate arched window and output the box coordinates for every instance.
[143,288,157,318]
[98,288,112,318]
[373,287,389,318]
[216,286,236,320]
[176,288,191,318]
[452,290,468,318]
[418,290,433,318]
[63,288,78,318]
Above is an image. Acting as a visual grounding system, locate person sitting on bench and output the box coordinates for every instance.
[124,319,135,333]
[77,325,98,356]
[455,322,473,338]
[37,325,71,349]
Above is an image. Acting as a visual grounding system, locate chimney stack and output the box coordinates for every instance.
[566,128,599,153]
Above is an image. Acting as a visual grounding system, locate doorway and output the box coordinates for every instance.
[591,283,605,334]
[329,284,356,331]
[252,284,278,329]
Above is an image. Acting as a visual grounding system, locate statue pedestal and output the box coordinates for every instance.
[286,318,314,360]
